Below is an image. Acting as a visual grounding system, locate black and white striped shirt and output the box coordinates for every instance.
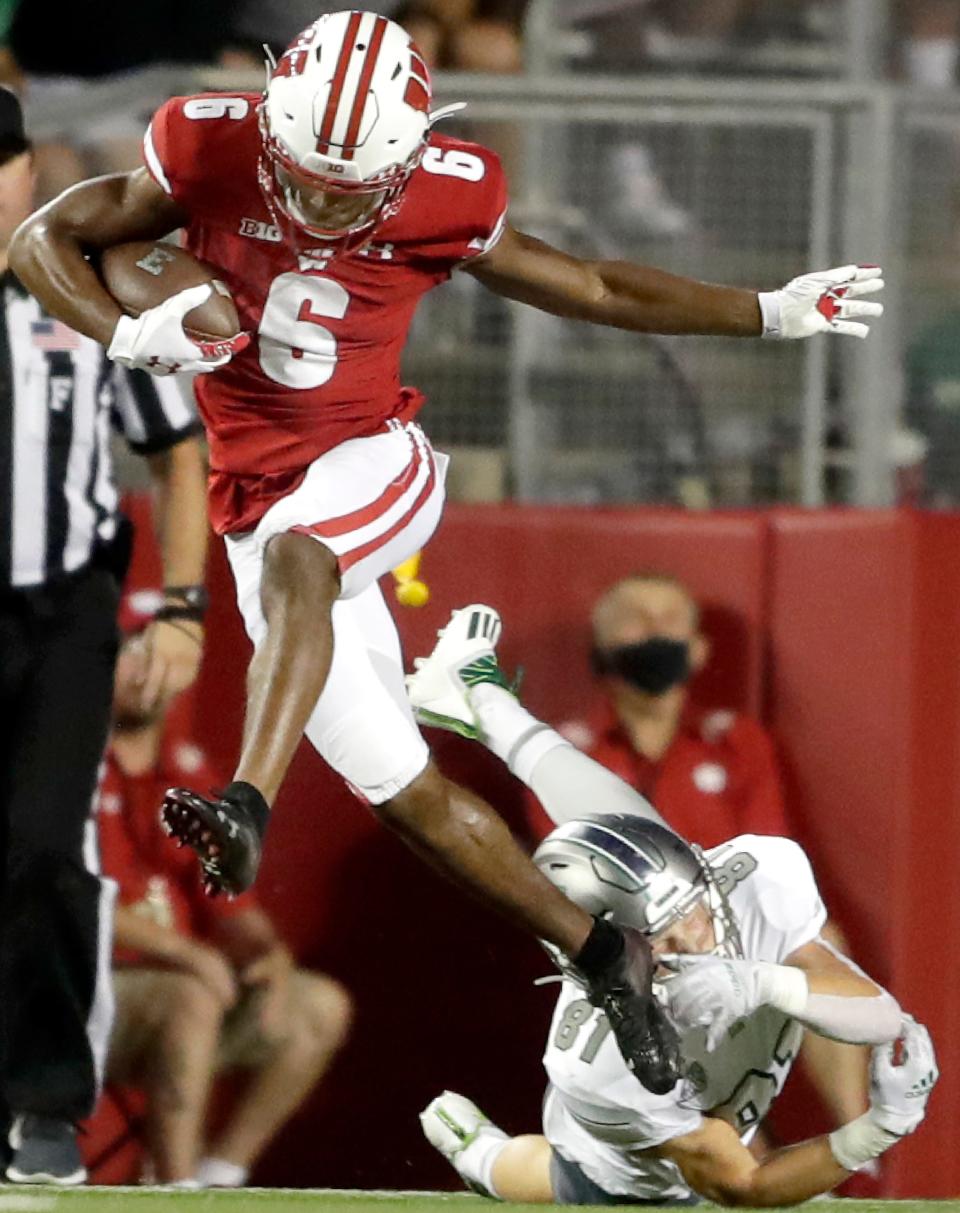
[0,272,201,589]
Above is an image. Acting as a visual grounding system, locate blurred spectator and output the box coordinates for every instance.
[527,571,871,1172]
[97,596,352,1187]
[559,0,791,73]
[231,0,403,57]
[560,571,791,845]
[900,0,960,87]
[2,0,243,194]
[904,308,960,506]
[398,0,525,72]
[231,0,522,73]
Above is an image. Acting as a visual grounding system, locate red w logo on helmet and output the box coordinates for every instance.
[404,47,431,113]
[274,28,313,78]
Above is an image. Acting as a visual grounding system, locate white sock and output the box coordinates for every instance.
[454,1127,509,1198]
[468,682,567,781]
[469,682,668,829]
[196,1157,249,1188]
[905,37,958,87]
[528,743,668,829]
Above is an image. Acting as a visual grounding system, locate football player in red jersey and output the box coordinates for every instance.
[10,11,883,1098]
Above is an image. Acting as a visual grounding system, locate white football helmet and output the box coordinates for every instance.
[534,816,743,962]
[258,10,440,250]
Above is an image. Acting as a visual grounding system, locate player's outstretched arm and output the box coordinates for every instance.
[465,224,883,340]
[9,169,187,346]
[658,1116,849,1207]
[665,937,903,1052]
[661,1021,937,1206]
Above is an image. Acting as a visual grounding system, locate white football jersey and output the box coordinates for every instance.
[542,834,827,1201]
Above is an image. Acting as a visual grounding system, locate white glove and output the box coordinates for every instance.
[758,264,884,340]
[661,954,806,1051]
[107,284,250,376]
[869,1015,938,1137]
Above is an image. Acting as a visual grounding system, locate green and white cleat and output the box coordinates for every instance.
[406,604,514,739]
[420,1090,507,1197]
[420,1090,500,1160]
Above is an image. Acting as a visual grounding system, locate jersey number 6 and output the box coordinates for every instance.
[254,148,485,387]
[258,273,350,388]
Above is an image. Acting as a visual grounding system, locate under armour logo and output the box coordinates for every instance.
[358,242,394,261]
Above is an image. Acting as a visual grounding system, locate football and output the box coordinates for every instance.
[98,241,240,341]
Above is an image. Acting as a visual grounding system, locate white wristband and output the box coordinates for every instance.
[756,963,808,1017]
[756,290,782,339]
[106,313,138,363]
[829,1113,900,1172]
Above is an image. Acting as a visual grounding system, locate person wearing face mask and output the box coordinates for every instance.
[566,572,791,849]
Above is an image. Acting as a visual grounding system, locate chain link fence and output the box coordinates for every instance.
[900,98,960,508]
[419,79,859,507]
[26,61,960,510]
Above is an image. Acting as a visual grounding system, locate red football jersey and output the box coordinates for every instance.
[144,93,507,533]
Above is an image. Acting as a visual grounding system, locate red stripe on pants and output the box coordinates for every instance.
[290,432,424,541]
[340,447,437,572]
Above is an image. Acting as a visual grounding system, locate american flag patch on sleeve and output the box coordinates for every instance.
[31,319,81,351]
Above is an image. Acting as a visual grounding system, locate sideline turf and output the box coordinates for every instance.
[1,1192,959,1213]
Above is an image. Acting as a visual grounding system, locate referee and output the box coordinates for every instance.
[0,88,209,1184]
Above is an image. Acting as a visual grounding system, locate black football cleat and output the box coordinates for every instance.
[160,787,262,897]
[582,927,683,1095]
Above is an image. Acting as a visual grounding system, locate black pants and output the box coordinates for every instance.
[0,565,119,1123]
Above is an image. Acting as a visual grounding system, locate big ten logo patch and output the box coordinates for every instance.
[239,217,283,242]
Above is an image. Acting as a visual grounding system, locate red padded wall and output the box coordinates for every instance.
[392,504,770,725]
[110,500,958,1196]
[766,511,913,988]
[887,514,960,1196]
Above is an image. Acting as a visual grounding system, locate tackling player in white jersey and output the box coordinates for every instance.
[411,605,938,1206]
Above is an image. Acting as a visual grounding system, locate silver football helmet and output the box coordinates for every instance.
[533,815,743,960]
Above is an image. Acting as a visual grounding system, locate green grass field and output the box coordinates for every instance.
[0,1193,958,1213]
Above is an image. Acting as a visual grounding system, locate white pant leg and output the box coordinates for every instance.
[225,528,429,804]
[222,423,443,802]
[302,582,429,803]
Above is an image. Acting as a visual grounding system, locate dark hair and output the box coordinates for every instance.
[0,88,30,166]
[0,134,31,167]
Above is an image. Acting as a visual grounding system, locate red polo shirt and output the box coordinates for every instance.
[95,742,258,964]
[527,705,792,848]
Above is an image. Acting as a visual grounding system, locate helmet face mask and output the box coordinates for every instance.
[533,816,743,974]
[257,11,434,253]
[273,159,389,236]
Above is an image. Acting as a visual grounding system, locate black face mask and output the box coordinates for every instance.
[592,637,691,696]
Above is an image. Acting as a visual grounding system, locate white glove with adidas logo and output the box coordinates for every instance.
[829,1015,937,1171]
[868,1014,938,1137]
